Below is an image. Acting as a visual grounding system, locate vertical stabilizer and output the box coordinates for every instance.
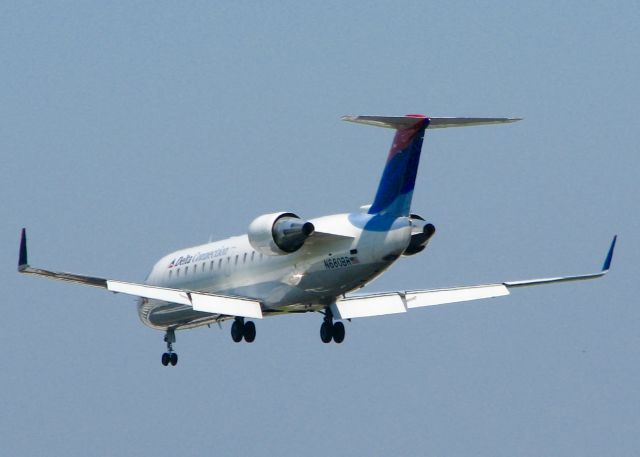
[346,115,429,217]
[369,115,428,216]
[341,115,521,217]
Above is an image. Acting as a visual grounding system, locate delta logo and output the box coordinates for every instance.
[168,255,193,269]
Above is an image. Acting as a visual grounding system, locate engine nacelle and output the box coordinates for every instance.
[248,212,315,255]
[403,214,436,256]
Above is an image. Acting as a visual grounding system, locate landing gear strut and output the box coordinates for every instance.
[320,308,345,344]
[161,328,178,366]
[231,317,256,343]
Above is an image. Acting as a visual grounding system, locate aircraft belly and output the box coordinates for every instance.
[297,262,387,295]
[137,215,410,330]
[137,259,392,330]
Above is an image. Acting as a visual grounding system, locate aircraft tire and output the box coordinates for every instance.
[170,352,178,366]
[332,321,345,343]
[320,322,333,343]
[244,321,256,343]
[161,352,170,366]
[231,320,244,342]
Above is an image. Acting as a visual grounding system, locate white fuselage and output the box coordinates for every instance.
[138,213,413,330]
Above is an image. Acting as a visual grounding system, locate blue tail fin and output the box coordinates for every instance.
[367,115,429,216]
[341,115,522,217]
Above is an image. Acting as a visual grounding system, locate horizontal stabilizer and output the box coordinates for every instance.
[428,117,522,129]
[342,115,426,130]
[342,115,521,130]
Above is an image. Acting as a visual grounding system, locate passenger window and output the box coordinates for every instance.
[210,261,214,271]
[243,253,247,264]
[177,268,180,277]
[194,264,197,273]
[251,252,255,262]
[185,266,189,275]
[218,259,223,269]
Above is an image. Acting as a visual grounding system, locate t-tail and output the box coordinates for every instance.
[342,115,522,217]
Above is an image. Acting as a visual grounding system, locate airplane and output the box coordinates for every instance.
[17,114,617,366]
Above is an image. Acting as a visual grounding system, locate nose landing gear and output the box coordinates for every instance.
[161,328,178,366]
[320,308,345,344]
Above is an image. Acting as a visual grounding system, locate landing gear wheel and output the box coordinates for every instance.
[332,321,345,343]
[162,329,178,366]
[244,321,256,343]
[231,319,244,342]
[320,321,333,343]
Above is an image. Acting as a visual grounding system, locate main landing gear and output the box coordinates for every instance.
[161,328,178,366]
[231,317,256,343]
[320,308,345,344]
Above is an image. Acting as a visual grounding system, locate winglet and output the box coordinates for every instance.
[18,228,29,271]
[602,235,617,272]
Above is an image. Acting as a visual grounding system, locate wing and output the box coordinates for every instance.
[332,236,617,319]
[17,229,263,319]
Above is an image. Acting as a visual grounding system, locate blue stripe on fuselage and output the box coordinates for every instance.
[347,212,406,232]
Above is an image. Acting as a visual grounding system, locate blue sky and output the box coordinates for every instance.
[2,2,639,456]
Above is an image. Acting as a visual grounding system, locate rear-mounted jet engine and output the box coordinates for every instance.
[248,212,315,255]
[403,214,436,256]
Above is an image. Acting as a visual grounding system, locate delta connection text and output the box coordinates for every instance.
[168,247,230,269]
